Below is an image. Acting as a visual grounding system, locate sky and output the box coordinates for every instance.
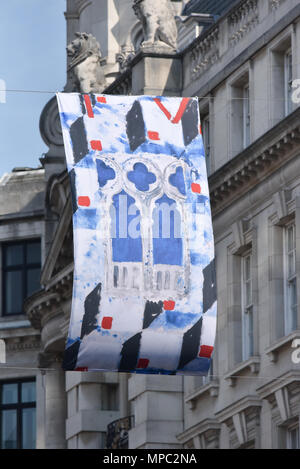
[0,0,66,177]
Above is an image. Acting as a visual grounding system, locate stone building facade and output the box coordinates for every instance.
[1,0,300,449]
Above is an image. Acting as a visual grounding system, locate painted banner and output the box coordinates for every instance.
[56,93,217,375]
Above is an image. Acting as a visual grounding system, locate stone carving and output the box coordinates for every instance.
[116,46,136,73]
[190,27,220,80]
[67,32,106,93]
[228,0,259,46]
[132,0,177,51]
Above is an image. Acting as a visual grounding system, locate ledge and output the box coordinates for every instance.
[215,395,262,424]
[0,320,31,330]
[265,330,300,363]
[209,107,300,214]
[176,418,221,445]
[224,356,261,387]
[185,381,219,409]
[256,370,300,401]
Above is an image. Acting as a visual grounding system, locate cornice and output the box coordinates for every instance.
[256,370,300,401]
[185,380,219,409]
[25,263,73,332]
[209,108,300,216]
[215,395,262,424]
[176,418,221,444]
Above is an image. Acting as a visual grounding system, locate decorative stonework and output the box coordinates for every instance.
[228,0,259,46]
[39,96,64,158]
[269,0,286,11]
[67,32,107,93]
[190,27,219,80]
[177,419,221,449]
[216,396,262,449]
[209,110,300,214]
[116,46,136,73]
[133,0,178,51]
[104,70,132,96]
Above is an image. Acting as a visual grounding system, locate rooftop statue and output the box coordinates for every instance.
[133,0,178,51]
[67,32,107,93]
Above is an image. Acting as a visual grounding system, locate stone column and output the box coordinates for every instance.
[65,372,120,449]
[128,375,184,449]
[131,49,182,96]
[40,353,67,449]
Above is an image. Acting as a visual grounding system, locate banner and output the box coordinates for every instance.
[57,93,216,375]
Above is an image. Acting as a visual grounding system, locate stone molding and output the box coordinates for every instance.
[190,26,219,80]
[39,96,65,159]
[184,381,219,409]
[176,418,221,449]
[216,395,262,448]
[265,330,300,363]
[224,356,261,387]
[257,371,300,425]
[269,0,287,11]
[228,0,259,46]
[209,108,300,215]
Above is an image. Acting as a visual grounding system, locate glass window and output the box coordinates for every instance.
[243,84,251,148]
[284,49,293,116]
[22,408,36,449]
[0,380,36,449]
[2,240,41,316]
[1,383,18,405]
[1,409,17,449]
[242,252,254,361]
[21,382,36,403]
[285,225,297,334]
[202,114,211,175]
[287,426,299,449]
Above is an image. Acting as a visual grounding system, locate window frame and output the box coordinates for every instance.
[0,378,36,449]
[243,83,251,149]
[202,113,211,175]
[286,422,300,449]
[284,48,293,117]
[2,239,41,317]
[283,223,297,335]
[242,250,254,361]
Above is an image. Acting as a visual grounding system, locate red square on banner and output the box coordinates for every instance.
[78,196,90,207]
[191,183,201,194]
[91,140,102,151]
[137,359,149,369]
[163,300,175,311]
[148,131,160,140]
[97,96,107,103]
[199,345,214,358]
[102,317,113,330]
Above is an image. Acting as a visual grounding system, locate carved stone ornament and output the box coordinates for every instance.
[67,32,107,93]
[132,0,178,51]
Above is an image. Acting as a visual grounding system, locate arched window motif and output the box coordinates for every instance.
[152,194,183,266]
[111,190,142,263]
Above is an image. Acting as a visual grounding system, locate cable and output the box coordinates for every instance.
[0,88,299,103]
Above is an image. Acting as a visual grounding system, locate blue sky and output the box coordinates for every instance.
[0,0,66,177]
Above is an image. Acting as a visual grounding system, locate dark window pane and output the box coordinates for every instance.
[1,409,17,449]
[22,408,36,449]
[26,268,41,296]
[1,383,18,404]
[21,382,36,403]
[4,244,23,267]
[4,271,23,314]
[26,242,41,265]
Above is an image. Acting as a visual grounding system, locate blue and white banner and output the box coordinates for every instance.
[57,93,216,375]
